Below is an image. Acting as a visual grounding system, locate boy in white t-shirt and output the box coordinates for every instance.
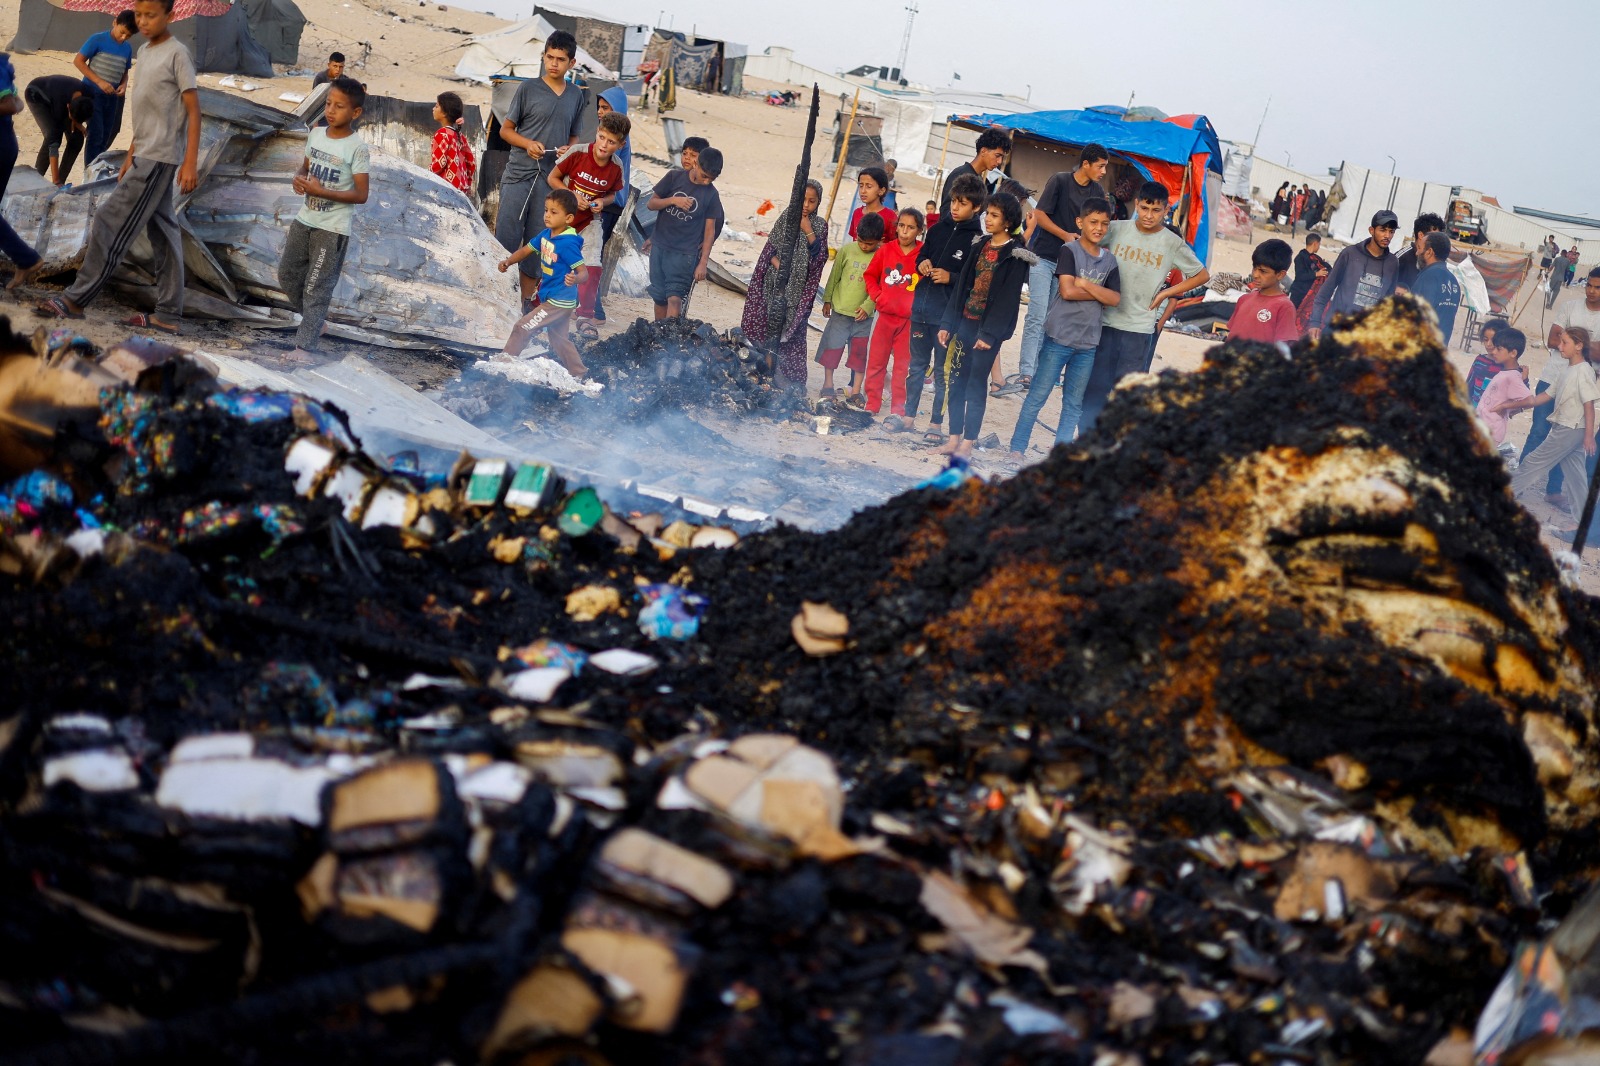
[277,76,370,366]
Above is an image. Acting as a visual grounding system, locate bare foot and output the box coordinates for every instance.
[1009,450,1026,461]
[6,262,42,291]
[934,438,960,456]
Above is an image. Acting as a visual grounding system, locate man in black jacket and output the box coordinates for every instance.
[1394,212,1445,290]
[938,127,1010,218]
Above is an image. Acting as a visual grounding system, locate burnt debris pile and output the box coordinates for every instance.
[4,300,1600,1065]
[444,319,804,437]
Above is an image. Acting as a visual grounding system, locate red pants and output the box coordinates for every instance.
[864,312,911,414]
[575,269,601,318]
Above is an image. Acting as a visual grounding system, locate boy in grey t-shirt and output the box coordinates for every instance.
[494,31,586,302]
[277,76,370,365]
[36,0,199,334]
[1009,197,1121,458]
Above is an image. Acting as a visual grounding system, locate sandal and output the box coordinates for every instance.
[122,313,181,336]
[575,320,600,342]
[922,429,946,444]
[35,295,84,320]
[818,387,836,399]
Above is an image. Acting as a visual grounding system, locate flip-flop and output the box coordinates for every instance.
[35,296,84,320]
[122,313,181,336]
[575,321,600,342]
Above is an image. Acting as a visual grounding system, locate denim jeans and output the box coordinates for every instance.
[1009,339,1095,453]
[1016,255,1055,380]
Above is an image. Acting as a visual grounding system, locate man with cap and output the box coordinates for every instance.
[1308,209,1400,341]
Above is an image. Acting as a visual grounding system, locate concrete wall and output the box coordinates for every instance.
[1245,157,1332,203]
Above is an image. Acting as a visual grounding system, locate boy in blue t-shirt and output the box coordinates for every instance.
[497,188,587,376]
[73,10,136,177]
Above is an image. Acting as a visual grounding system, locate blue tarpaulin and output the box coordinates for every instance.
[959,109,1223,173]
[954,108,1225,263]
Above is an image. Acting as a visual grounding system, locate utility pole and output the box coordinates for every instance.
[1252,96,1270,151]
[894,2,917,80]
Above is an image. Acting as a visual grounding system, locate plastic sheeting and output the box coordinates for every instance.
[9,0,275,77]
[239,0,306,67]
[956,108,1222,264]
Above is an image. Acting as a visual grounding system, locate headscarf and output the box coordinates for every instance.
[760,178,824,347]
[599,86,631,208]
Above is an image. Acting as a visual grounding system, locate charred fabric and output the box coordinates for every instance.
[4,299,1600,1065]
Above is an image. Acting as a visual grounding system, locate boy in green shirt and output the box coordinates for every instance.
[815,212,884,401]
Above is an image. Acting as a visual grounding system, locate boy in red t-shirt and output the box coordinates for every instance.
[848,165,896,240]
[549,109,630,322]
[863,208,925,421]
[1227,238,1299,345]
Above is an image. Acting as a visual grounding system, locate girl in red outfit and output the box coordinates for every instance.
[430,92,476,197]
[848,166,896,240]
[863,207,925,423]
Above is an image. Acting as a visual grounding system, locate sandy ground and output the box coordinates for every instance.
[5,0,1599,587]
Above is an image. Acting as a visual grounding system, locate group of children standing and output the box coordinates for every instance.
[25,7,370,368]
[809,148,1218,462]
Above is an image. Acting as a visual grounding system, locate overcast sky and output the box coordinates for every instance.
[459,0,1596,215]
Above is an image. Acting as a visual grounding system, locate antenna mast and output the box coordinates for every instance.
[894,2,917,79]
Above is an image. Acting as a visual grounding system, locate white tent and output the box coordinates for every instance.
[455,16,616,83]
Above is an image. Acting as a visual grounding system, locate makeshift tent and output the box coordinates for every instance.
[454,16,615,83]
[8,0,276,77]
[239,0,305,67]
[953,108,1226,264]
[643,31,727,95]
[532,5,651,77]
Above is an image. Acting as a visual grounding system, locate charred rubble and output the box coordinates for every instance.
[441,318,807,439]
[2,300,1599,1065]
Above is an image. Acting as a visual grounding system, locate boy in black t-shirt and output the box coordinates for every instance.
[646,146,724,319]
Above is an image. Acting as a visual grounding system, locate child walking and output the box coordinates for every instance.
[863,207,924,424]
[1476,325,1532,459]
[1226,239,1299,343]
[906,174,983,438]
[936,191,1037,458]
[36,0,200,334]
[276,76,369,365]
[429,91,476,196]
[1007,195,1120,460]
[496,188,587,377]
[1505,326,1598,539]
[74,10,136,176]
[815,211,883,400]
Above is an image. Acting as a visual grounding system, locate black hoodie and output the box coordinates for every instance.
[938,235,1040,349]
[911,213,984,325]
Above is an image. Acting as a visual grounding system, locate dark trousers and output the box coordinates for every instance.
[947,320,997,440]
[63,157,182,316]
[24,87,82,180]
[905,320,945,421]
[0,121,41,270]
[1080,326,1156,430]
[82,82,124,175]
